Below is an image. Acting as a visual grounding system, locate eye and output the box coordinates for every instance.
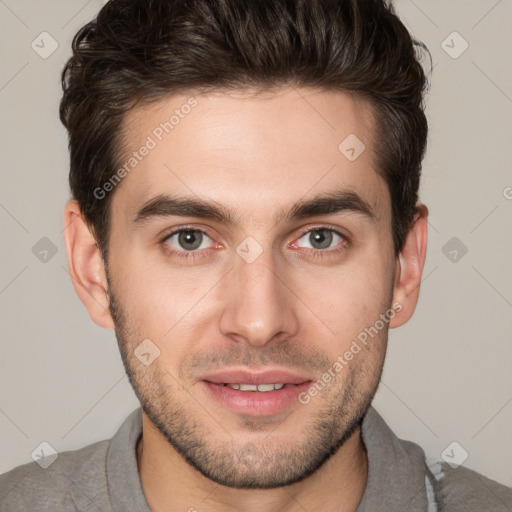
[163,229,213,252]
[295,228,346,251]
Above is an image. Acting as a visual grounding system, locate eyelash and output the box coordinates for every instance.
[160,225,351,262]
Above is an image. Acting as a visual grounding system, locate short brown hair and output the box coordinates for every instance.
[60,0,431,257]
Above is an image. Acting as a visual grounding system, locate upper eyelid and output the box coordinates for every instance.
[296,225,346,239]
[162,225,211,238]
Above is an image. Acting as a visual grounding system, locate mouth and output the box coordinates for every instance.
[214,382,290,391]
[198,369,314,416]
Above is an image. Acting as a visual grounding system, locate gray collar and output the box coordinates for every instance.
[357,406,430,511]
[107,407,150,512]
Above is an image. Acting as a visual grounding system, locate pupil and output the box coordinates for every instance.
[311,229,332,249]
[179,230,202,250]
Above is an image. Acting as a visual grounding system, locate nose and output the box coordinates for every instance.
[218,247,299,348]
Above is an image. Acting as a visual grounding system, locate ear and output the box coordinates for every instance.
[389,204,428,328]
[63,199,115,329]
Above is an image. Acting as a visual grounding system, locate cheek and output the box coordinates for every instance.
[291,257,393,341]
[116,260,220,346]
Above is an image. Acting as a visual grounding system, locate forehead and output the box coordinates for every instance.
[113,87,389,224]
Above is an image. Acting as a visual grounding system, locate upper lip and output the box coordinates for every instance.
[200,368,314,385]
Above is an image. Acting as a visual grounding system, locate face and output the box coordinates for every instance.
[104,87,398,488]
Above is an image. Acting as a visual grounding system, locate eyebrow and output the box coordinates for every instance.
[132,187,377,228]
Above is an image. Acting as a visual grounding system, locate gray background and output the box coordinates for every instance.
[1,0,511,487]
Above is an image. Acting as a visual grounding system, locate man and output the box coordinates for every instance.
[1,0,511,510]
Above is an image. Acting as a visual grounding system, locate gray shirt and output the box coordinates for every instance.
[1,406,511,511]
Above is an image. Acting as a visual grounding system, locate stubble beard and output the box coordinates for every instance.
[105,268,387,489]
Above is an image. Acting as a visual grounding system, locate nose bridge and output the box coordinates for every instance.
[219,241,298,346]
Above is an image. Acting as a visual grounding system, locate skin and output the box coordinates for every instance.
[63,87,428,512]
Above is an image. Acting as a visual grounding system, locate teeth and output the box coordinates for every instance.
[226,383,286,392]
[239,384,258,391]
[256,384,276,392]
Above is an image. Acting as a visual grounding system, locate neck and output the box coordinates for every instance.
[137,414,368,512]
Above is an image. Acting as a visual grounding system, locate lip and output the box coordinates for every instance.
[199,368,314,417]
[199,368,314,386]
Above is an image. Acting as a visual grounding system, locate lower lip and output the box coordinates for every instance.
[201,381,312,417]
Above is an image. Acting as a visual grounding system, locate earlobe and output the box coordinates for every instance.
[389,204,428,329]
[62,199,115,329]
